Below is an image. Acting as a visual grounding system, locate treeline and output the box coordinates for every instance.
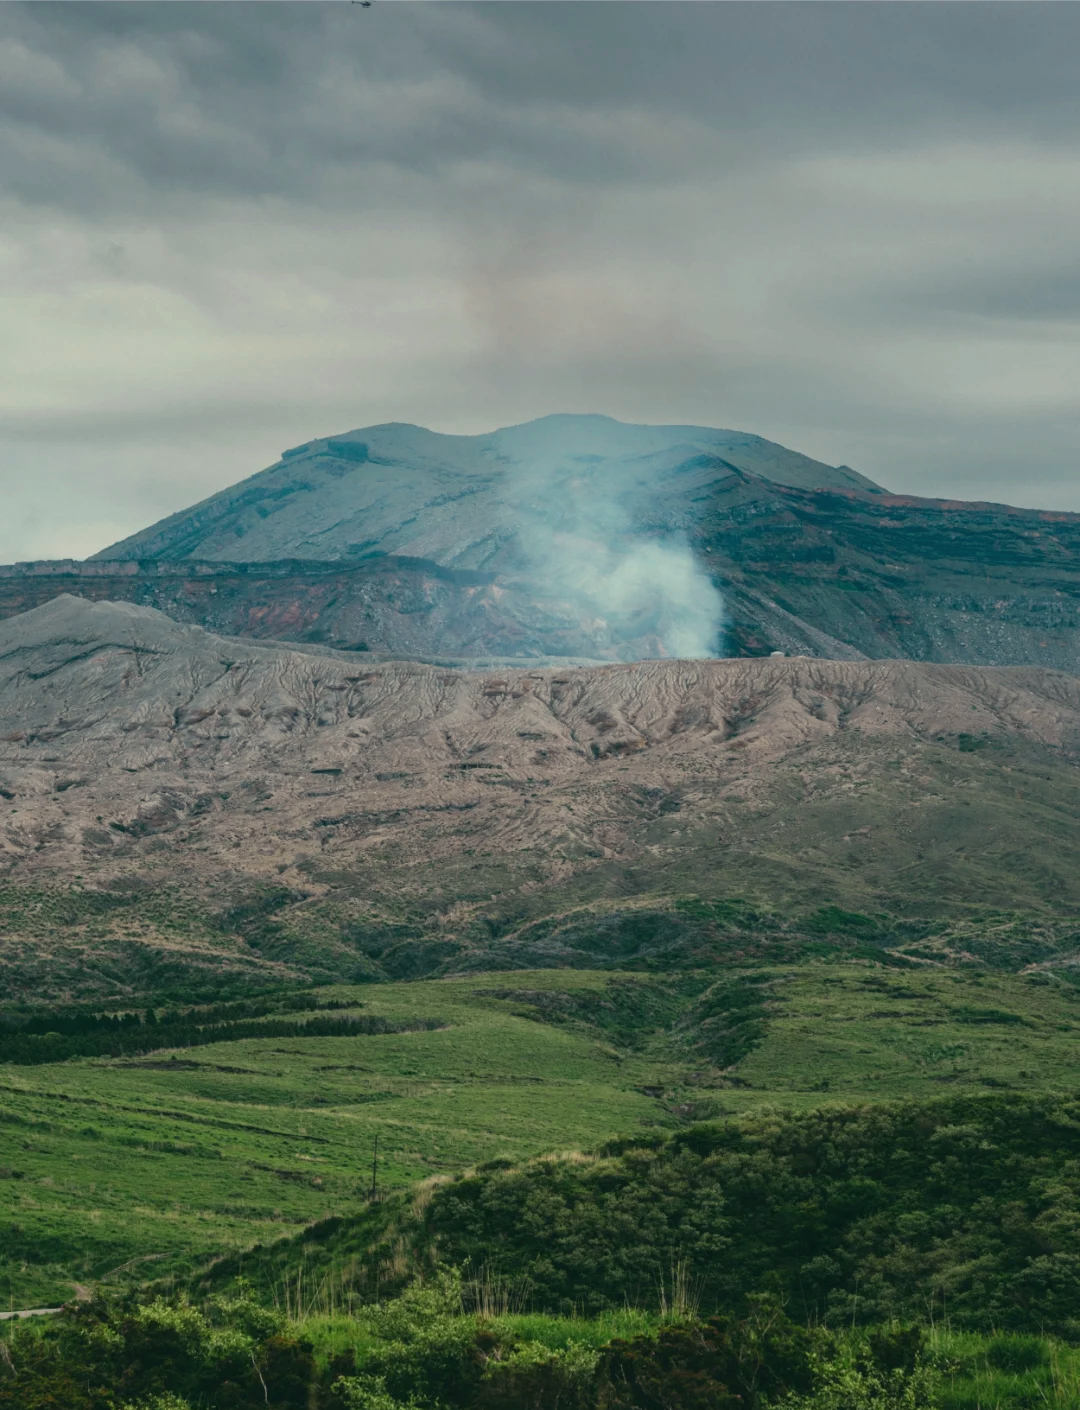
[200,1093,1080,1335]
[4,989,330,1038]
[0,1012,445,1066]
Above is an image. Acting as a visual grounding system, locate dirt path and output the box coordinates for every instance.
[0,1307,61,1321]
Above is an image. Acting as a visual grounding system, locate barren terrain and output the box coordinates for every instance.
[91,414,873,567]
[3,594,1080,997]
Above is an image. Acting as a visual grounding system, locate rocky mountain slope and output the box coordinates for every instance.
[91,414,877,567]
[3,595,1080,998]
[8,475,1080,668]
[0,549,866,666]
[4,414,1078,670]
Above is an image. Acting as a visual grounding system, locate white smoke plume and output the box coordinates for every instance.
[520,524,723,660]
[502,421,725,660]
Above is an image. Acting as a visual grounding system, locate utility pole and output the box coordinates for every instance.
[370,1133,378,1201]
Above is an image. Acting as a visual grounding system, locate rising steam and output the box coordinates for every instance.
[520,525,723,659]
[506,434,725,660]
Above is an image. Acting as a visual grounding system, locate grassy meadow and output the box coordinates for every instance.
[0,971,665,1306]
[5,961,1080,1309]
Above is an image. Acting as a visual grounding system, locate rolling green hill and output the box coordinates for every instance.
[8,960,1080,1310]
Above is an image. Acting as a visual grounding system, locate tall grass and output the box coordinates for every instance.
[656,1257,703,1324]
[493,1308,658,1351]
[928,1328,1080,1410]
[294,1304,661,1372]
[461,1265,532,1319]
[273,1257,362,1320]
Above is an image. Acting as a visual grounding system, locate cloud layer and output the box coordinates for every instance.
[2,2,1080,561]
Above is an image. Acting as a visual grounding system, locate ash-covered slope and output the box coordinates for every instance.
[15,482,1080,671]
[4,595,1080,999]
[6,595,1080,813]
[92,414,876,568]
[67,411,1080,672]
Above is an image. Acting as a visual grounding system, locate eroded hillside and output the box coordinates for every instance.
[3,595,1080,998]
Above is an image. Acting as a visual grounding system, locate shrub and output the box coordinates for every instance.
[330,1270,496,1410]
[778,1350,936,1410]
[596,1299,818,1410]
[328,1374,419,1409]
[122,1396,195,1410]
[0,1294,314,1410]
[120,1298,213,1397]
[253,1334,317,1408]
[412,1095,1080,1332]
[474,1339,599,1410]
[865,1327,926,1375]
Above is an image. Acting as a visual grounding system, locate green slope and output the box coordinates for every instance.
[193,1091,1080,1335]
[8,960,1080,1309]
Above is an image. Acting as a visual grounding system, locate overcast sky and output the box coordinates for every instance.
[2,2,1080,562]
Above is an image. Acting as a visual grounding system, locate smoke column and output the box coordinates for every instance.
[502,420,725,659]
[522,524,723,659]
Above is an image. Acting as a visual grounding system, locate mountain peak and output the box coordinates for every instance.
[91,415,878,568]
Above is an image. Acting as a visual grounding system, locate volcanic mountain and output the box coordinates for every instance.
[91,414,876,567]
[3,595,1080,1000]
[2,413,1078,670]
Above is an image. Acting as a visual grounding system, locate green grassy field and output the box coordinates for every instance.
[0,972,674,1306]
[714,963,1080,1104]
[6,962,1080,1309]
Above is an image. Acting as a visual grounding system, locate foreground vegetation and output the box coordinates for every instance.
[7,931,1080,1406]
[9,1265,1080,1410]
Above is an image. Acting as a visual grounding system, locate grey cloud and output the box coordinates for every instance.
[859,266,1080,328]
[2,1,1080,561]
[6,4,1080,215]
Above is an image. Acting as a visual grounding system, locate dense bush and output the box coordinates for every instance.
[329,1273,495,1409]
[471,1339,598,1410]
[195,1095,1080,1334]
[404,1095,1080,1332]
[595,1298,818,1410]
[0,1285,314,1410]
[326,1283,935,1410]
[328,1280,860,1410]
[0,1277,938,1410]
